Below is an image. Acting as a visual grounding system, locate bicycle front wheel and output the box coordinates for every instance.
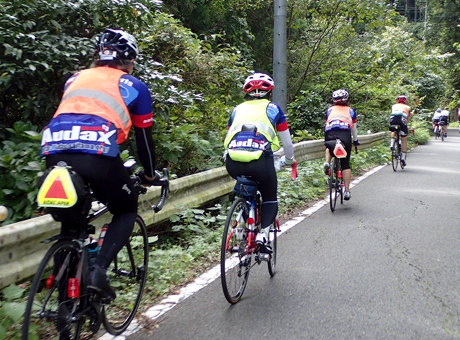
[22,240,84,340]
[267,218,278,277]
[221,197,251,304]
[102,215,149,335]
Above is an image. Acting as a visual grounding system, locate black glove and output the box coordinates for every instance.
[136,170,161,185]
[353,140,360,146]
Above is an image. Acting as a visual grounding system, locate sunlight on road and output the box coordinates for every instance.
[408,165,460,175]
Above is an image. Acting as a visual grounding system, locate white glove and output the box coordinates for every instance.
[280,155,295,167]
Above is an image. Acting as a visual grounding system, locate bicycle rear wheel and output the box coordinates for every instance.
[391,142,399,172]
[22,240,84,340]
[267,218,278,277]
[329,158,338,212]
[221,197,251,304]
[102,215,149,335]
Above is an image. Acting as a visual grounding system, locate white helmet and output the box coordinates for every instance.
[243,73,275,98]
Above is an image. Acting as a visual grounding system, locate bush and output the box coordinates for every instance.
[0,122,43,225]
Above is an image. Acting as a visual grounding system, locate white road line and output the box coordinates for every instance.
[99,164,386,339]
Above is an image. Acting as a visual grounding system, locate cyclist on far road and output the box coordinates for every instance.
[432,108,441,133]
[224,72,295,253]
[323,89,359,201]
[389,95,411,167]
[439,107,450,138]
[40,28,159,301]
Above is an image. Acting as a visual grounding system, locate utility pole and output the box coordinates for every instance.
[273,0,287,113]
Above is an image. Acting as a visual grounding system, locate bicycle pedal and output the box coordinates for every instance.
[229,246,240,253]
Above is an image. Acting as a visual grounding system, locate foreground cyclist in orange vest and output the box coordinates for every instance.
[40,29,157,301]
[389,95,411,166]
[323,89,359,201]
[224,73,295,252]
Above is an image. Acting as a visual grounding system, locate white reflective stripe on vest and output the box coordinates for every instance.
[227,122,276,140]
[62,89,131,128]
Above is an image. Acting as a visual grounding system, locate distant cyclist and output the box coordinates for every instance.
[432,108,441,134]
[439,107,450,137]
[389,95,411,166]
[224,72,295,252]
[40,29,158,301]
[323,89,359,201]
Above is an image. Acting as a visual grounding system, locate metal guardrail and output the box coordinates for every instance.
[0,132,385,288]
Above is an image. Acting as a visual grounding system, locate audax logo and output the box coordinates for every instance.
[41,126,116,145]
[228,139,268,150]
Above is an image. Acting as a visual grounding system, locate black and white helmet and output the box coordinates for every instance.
[97,29,139,61]
[332,89,349,104]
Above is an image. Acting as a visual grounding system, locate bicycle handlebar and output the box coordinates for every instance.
[124,159,170,213]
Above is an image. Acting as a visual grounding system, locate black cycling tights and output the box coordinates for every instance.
[46,153,138,269]
[225,153,278,229]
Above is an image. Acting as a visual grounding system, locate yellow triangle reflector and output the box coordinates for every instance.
[37,167,78,208]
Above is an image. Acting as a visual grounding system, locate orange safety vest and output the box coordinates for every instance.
[326,105,354,129]
[54,67,132,144]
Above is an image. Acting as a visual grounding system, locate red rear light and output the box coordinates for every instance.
[337,170,342,178]
[46,275,55,290]
[68,278,80,298]
[247,217,255,225]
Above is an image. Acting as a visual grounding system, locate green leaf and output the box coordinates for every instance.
[2,284,25,300]
[1,302,25,322]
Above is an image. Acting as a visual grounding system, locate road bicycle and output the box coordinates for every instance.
[324,139,357,212]
[433,122,442,140]
[22,160,169,340]
[389,125,405,172]
[439,121,446,142]
[220,160,297,304]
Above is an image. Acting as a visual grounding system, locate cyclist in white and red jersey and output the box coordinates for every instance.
[389,95,411,166]
[40,29,158,301]
[224,73,295,253]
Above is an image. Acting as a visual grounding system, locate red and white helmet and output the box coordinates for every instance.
[397,95,407,104]
[243,73,275,98]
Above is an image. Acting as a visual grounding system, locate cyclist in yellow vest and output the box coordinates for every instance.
[390,95,411,166]
[40,29,158,301]
[323,89,359,201]
[224,73,295,252]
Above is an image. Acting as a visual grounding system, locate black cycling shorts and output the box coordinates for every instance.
[324,129,352,170]
[389,116,408,136]
[440,116,448,124]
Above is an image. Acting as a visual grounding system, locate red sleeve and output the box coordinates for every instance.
[132,112,153,128]
[276,121,288,132]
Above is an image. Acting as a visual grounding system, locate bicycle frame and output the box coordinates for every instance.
[23,161,170,339]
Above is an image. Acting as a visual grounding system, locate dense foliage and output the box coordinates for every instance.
[1,0,458,223]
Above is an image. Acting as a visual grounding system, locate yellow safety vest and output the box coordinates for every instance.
[224,99,280,162]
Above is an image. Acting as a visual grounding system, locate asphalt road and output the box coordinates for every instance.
[128,130,460,340]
